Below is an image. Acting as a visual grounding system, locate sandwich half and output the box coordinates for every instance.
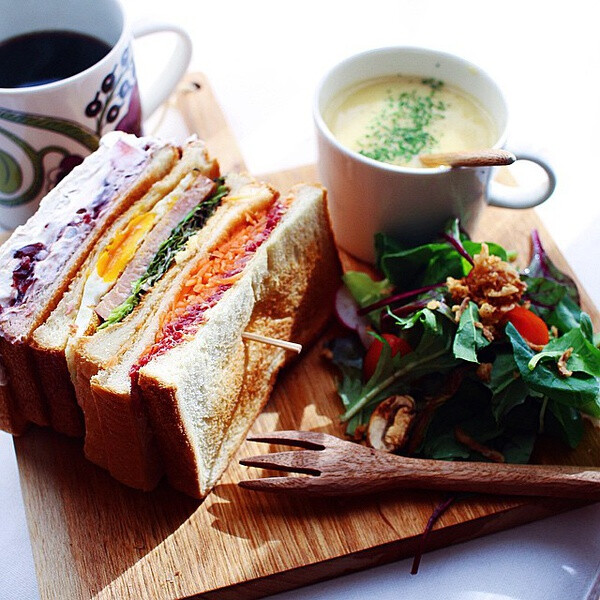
[0,132,179,434]
[138,182,339,497]
[30,138,219,436]
[75,177,339,496]
[133,182,338,497]
[72,172,281,488]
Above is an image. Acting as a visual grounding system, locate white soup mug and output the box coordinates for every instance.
[314,47,556,263]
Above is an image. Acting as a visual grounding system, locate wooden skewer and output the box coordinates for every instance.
[419,149,516,168]
[242,332,302,354]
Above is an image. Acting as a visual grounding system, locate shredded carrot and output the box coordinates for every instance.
[133,194,292,372]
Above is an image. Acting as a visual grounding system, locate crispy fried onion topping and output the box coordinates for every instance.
[446,243,526,336]
[557,347,574,377]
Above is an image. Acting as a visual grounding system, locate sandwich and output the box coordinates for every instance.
[0,132,340,499]
[70,171,270,485]
[136,182,339,497]
[0,132,180,434]
[73,175,339,495]
[30,137,219,437]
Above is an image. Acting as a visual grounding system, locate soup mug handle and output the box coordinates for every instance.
[131,20,193,117]
[487,148,556,209]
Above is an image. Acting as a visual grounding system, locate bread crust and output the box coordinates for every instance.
[30,345,84,437]
[90,380,164,490]
[0,345,27,435]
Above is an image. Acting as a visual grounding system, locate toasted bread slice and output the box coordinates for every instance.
[30,139,218,437]
[0,133,179,432]
[137,183,339,498]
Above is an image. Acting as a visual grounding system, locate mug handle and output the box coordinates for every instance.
[131,20,192,117]
[487,148,556,209]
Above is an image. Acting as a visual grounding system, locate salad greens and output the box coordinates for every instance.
[328,219,600,464]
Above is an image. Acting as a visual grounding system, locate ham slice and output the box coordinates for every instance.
[95,174,216,320]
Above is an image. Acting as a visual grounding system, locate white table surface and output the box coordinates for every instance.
[2,1,600,599]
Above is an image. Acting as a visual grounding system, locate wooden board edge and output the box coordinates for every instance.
[185,498,588,600]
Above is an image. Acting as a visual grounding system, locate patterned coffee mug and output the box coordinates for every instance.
[0,0,192,229]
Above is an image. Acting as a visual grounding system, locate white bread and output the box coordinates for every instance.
[0,133,179,433]
[72,172,278,486]
[137,183,339,498]
[30,139,218,437]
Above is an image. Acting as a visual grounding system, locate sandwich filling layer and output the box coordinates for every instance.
[73,172,221,337]
[134,194,292,372]
[99,178,229,329]
[0,133,161,330]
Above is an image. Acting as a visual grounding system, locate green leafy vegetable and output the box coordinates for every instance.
[452,301,491,363]
[342,271,391,308]
[339,308,458,427]
[375,226,507,292]
[328,221,599,464]
[528,322,600,376]
[522,229,582,335]
[506,323,600,417]
[543,399,584,448]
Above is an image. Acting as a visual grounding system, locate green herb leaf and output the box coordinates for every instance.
[488,349,520,394]
[342,271,391,308]
[523,275,582,335]
[492,378,531,424]
[375,232,506,292]
[581,313,594,344]
[524,230,580,306]
[501,431,538,464]
[528,319,600,377]
[356,83,446,164]
[544,399,584,448]
[506,322,600,417]
[421,379,537,464]
[339,309,458,424]
[453,301,491,363]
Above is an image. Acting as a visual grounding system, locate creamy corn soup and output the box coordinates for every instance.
[325,75,497,167]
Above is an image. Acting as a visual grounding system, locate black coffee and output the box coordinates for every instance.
[0,30,112,88]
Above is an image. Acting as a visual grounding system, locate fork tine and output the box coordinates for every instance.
[238,476,319,493]
[240,450,322,476]
[246,430,331,450]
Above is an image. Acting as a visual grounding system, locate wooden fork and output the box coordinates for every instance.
[238,431,600,499]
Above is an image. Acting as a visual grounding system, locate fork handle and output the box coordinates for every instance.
[361,452,600,500]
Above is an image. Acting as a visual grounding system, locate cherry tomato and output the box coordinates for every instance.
[363,333,412,381]
[504,305,549,346]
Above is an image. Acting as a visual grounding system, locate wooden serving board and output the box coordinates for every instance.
[10,73,600,600]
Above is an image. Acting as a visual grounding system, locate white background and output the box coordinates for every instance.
[1,1,600,599]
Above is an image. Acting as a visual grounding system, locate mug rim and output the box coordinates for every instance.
[0,0,129,95]
[313,45,509,175]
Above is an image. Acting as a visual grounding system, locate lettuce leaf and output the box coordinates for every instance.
[506,322,600,417]
[453,301,491,363]
[375,231,507,292]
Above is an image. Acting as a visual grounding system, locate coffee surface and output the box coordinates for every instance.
[0,30,111,88]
